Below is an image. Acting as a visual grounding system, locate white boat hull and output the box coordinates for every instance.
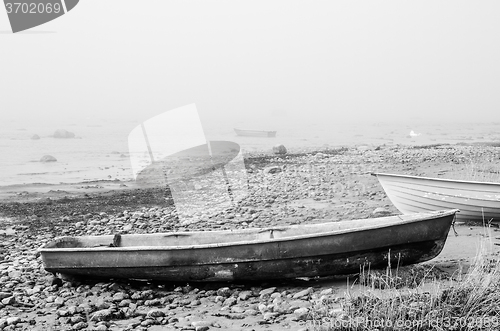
[373,173,500,222]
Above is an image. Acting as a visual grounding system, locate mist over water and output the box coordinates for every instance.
[1,111,499,187]
[2,1,500,186]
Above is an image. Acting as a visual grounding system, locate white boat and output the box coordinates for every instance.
[373,172,500,222]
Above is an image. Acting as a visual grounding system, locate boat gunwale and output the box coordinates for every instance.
[373,172,500,187]
[39,210,458,253]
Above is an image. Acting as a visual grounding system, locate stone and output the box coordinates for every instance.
[1,296,15,305]
[40,155,57,162]
[238,291,252,301]
[146,309,165,318]
[223,297,237,307]
[263,166,282,174]
[6,317,21,325]
[293,307,309,320]
[70,315,86,324]
[53,129,75,138]
[231,306,245,313]
[72,321,88,330]
[112,292,128,302]
[122,224,133,232]
[192,320,212,328]
[90,309,113,322]
[319,288,334,296]
[273,144,287,155]
[259,287,276,297]
[31,134,40,140]
[292,287,313,299]
[372,207,391,216]
[216,287,232,297]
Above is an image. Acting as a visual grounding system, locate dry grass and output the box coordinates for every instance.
[452,154,500,183]
[305,233,500,330]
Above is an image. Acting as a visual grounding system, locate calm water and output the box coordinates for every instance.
[1,115,499,187]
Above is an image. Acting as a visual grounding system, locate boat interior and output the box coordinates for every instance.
[41,210,454,249]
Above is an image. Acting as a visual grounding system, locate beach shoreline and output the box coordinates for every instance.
[1,143,500,330]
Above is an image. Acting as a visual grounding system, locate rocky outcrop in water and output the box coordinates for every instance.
[272,144,287,155]
[53,129,75,139]
[40,155,57,162]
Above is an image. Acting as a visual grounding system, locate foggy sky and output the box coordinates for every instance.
[1,1,500,125]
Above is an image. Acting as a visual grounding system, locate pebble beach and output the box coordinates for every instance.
[1,143,500,331]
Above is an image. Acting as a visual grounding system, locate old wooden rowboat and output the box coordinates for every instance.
[234,128,277,137]
[39,209,458,282]
[373,172,500,222]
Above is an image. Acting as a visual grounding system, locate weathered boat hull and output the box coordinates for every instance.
[234,128,277,137]
[40,210,457,282]
[373,172,500,222]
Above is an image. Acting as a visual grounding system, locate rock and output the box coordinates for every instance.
[273,144,287,155]
[258,303,268,313]
[31,134,40,140]
[263,166,282,174]
[144,298,162,306]
[259,287,277,297]
[1,296,15,305]
[70,315,86,324]
[263,312,279,320]
[90,309,113,322]
[192,320,212,328]
[314,152,328,158]
[223,297,237,307]
[112,292,128,302]
[72,321,88,330]
[6,317,21,325]
[40,155,57,162]
[372,207,391,216]
[293,307,309,320]
[231,306,245,313]
[216,287,232,297]
[245,309,259,316]
[53,129,75,138]
[123,224,133,232]
[54,296,66,306]
[238,291,252,301]
[95,299,112,310]
[146,309,165,318]
[57,309,70,317]
[292,287,313,299]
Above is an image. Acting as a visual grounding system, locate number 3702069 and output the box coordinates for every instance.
[5,2,62,14]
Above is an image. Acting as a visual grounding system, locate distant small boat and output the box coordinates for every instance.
[373,172,500,222]
[39,210,457,282]
[234,128,277,137]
